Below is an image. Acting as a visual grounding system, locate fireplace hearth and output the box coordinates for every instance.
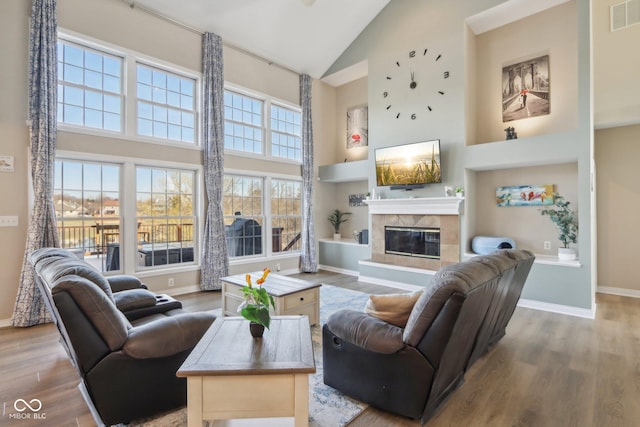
[385,226,440,259]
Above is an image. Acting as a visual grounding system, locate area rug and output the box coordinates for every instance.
[129,284,370,427]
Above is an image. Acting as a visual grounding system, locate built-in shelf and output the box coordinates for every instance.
[318,160,368,183]
[318,238,367,246]
[464,251,581,268]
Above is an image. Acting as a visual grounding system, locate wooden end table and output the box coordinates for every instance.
[221,272,321,325]
[177,316,316,427]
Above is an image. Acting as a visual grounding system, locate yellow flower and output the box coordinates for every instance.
[257,268,270,285]
[245,273,252,288]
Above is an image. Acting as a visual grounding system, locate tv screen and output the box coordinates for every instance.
[375,140,442,187]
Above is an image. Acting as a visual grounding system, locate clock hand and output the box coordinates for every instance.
[410,70,417,89]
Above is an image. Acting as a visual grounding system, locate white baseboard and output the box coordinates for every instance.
[0,318,13,329]
[318,264,359,277]
[597,286,640,298]
[517,298,596,319]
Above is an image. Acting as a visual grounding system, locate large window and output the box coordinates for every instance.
[223,88,301,162]
[137,64,196,143]
[57,34,200,146]
[223,175,263,257]
[271,179,302,252]
[54,159,121,272]
[136,167,196,268]
[223,174,302,259]
[57,40,123,131]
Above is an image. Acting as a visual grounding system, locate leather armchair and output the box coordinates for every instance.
[30,247,215,426]
[322,249,535,424]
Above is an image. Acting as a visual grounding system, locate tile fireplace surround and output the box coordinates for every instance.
[365,197,464,271]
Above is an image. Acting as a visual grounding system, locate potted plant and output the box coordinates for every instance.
[237,268,275,337]
[455,186,464,198]
[328,209,351,240]
[539,193,578,260]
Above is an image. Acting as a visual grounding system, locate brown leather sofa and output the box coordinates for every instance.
[30,247,215,426]
[322,249,535,424]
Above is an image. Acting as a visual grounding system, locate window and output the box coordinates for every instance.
[223,87,302,162]
[57,40,123,131]
[136,167,196,268]
[57,34,200,146]
[271,105,302,161]
[54,159,122,272]
[137,64,196,143]
[223,90,263,154]
[271,179,302,253]
[223,175,263,257]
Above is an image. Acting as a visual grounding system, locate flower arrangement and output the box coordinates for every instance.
[237,268,276,329]
[539,193,578,248]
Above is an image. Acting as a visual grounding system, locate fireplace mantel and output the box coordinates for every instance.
[364,197,464,215]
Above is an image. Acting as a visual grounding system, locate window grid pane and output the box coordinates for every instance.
[57,40,123,131]
[136,167,196,268]
[54,159,122,273]
[223,175,264,257]
[136,64,196,144]
[271,179,302,253]
[271,105,302,161]
[224,90,264,154]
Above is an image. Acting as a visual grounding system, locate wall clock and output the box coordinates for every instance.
[382,48,451,120]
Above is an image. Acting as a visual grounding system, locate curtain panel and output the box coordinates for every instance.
[200,32,229,290]
[299,74,318,272]
[13,0,60,327]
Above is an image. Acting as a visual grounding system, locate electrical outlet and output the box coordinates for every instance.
[168,278,175,287]
[276,263,281,272]
[544,241,551,250]
[0,216,19,227]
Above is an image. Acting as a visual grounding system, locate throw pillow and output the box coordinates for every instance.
[365,289,424,327]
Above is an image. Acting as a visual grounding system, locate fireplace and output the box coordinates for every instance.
[385,226,440,259]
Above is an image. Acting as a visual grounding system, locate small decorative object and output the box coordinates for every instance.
[328,209,351,240]
[539,193,578,261]
[444,186,453,197]
[347,106,368,148]
[502,54,550,123]
[348,193,366,207]
[238,268,276,337]
[455,186,464,198]
[504,126,517,140]
[0,156,14,172]
[496,184,554,207]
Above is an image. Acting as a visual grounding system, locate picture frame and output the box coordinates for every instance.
[0,156,14,172]
[346,105,368,149]
[502,54,550,123]
[496,184,554,207]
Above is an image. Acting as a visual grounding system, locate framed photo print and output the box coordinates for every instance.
[347,105,368,149]
[502,54,550,122]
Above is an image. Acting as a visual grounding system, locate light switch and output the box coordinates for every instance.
[0,216,19,227]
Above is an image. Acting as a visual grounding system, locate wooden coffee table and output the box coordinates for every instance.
[177,316,315,427]
[221,272,321,325]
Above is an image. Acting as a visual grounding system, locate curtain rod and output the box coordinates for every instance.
[121,0,300,76]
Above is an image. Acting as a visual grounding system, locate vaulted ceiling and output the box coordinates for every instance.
[130,0,390,81]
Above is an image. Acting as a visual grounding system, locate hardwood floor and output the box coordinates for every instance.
[1,271,639,426]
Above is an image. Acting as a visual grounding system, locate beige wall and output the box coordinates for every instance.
[593,0,640,128]
[474,1,578,144]
[473,163,579,254]
[0,0,336,322]
[595,125,640,292]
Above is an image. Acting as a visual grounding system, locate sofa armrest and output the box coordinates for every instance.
[107,275,147,292]
[122,312,215,359]
[326,309,405,354]
[113,288,157,312]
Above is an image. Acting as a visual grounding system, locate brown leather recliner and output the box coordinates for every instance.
[322,249,535,424]
[30,247,215,426]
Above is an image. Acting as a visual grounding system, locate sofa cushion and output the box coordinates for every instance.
[113,289,157,312]
[365,290,423,327]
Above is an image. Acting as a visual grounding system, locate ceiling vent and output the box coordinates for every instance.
[611,0,640,31]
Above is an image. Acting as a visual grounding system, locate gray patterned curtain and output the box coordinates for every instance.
[299,74,318,272]
[12,0,60,327]
[200,32,229,290]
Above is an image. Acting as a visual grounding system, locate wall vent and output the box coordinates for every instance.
[611,0,640,31]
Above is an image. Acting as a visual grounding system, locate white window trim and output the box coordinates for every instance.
[57,28,203,150]
[56,150,204,277]
[224,168,302,265]
[224,82,302,165]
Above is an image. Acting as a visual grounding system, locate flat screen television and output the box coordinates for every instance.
[375,139,442,189]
